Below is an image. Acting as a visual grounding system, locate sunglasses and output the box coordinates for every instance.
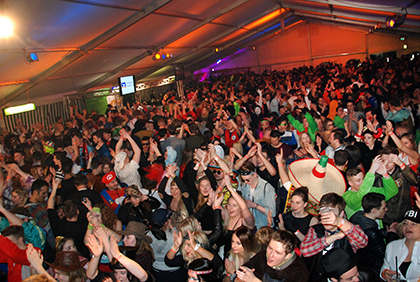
[142,143,150,146]
[238,169,255,176]
[212,170,222,175]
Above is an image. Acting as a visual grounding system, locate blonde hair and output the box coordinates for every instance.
[181,231,209,265]
[255,226,274,251]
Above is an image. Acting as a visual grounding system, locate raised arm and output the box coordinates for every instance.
[109,235,149,282]
[256,143,276,176]
[224,175,254,229]
[26,244,56,281]
[120,129,141,164]
[0,200,23,226]
[47,178,61,210]
[387,121,419,164]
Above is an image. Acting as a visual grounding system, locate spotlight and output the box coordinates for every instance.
[403,44,408,49]
[216,59,221,64]
[152,52,173,61]
[24,52,39,64]
[386,14,406,28]
[213,47,219,52]
[0,15,14,38]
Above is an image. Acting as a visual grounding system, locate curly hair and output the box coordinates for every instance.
[94,203,117,230]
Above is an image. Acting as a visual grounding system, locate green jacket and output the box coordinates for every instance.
[343,172,399,218]
[333,116,345,129]
[0,218,46,249]
[287,112,318,142]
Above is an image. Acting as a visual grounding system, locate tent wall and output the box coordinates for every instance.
[211,22,420,73]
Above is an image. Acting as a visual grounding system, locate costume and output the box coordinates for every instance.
[343,172,398,218]
[115,159,142,189]
[0,236,37,281]
[380,239,420,282]
[243,250,309,282]
[101,188,126,213]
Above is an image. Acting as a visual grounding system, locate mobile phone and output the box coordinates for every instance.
[82,197,88,203]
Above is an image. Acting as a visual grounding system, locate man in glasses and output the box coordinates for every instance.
[139,136,152,170]
[238,162,276,229]
[277,116,297,149]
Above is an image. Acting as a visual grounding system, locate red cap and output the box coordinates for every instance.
[102,171,116,184]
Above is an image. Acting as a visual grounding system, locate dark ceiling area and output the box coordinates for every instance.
[0,0,419,104]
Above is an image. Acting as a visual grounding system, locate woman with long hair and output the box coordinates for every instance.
[294,131,316,159]
[224,226,258,281]
[158,163,193,219]
[194,176,218,233]
[11,187,29,208]
[278,187,318,243]
[217,175,254,258]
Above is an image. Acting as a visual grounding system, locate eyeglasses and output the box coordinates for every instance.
[279,123,287,126]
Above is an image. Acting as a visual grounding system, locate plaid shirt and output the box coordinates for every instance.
[300,223,368,257]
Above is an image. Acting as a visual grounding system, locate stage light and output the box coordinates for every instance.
[401,37,405,41]
[4,103,36,116]
[24,52,39,64]
[403,44,408,49]
[216,59,221,64]
[213,47,219,52]
[386,14,406,28]
[0,15,14,38]
[152,52,173,61]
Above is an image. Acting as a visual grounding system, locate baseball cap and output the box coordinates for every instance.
[102,171,116,184]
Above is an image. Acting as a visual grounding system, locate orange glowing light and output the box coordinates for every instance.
[243,9,284,30]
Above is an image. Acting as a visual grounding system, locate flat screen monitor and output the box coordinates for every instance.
[118,75,136,95]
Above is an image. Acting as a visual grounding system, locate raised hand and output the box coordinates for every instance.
[173,230,183,250]
[86,234,103,257]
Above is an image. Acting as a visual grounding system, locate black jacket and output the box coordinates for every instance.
[350,211,399,274]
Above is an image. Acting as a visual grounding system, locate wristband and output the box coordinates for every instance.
[279,163,284,167]
[294,230,300,236]
[213,206,221,210]
[389,132,394,136]
[400,163,406,170]
[193,244,200,251]
[383,173,389,178]
[227,117,231,121]
[244,155,249,159]
[88,207,92,211]
[6,176,12,180]
[216,118,220,122]
[114,253,123,261]
[337,219,345,229]
[171,247,178,253]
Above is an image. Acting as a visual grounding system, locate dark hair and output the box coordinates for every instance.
[346,167,362,178]
[92,130,106,142]
[378,145,399,156]
[91,157,102,170]
[189,123,200,134]
[319,193,346,213]
[167,123,177,135]
[56,237,76,253]
[345,145,362,169]
[61,158,73,174]
[331,129,344,144]
[2,225,25,240]
[362,193,385,214]
[31,179,49,194]
[63,200,78,219]
[291,187,309,203]
[74,173,88,187]
[270,230,297,254]
[240,161,256,173]
[234,226,258,257]
[188,258,219,282]
[270,130,281,138]
[334,150,349,166]
[53,151,67,163]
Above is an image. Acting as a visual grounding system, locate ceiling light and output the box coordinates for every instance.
[24,52,39,64]
[4,103,36,116]
[0,15,14,38]
[386,14,406,28]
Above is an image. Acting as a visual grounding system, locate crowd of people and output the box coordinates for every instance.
[0,54,419,282]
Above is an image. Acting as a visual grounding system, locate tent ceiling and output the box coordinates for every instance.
[1,0,419,104]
